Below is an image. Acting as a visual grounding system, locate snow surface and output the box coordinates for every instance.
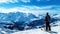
[0,19,60,34]
[12,29,49,34]
[11,21,60,34]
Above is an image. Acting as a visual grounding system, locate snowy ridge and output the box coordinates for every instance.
[0,20,59,34]
[0,12,39,24]
[11,21,60,34]
[53,14,60,19]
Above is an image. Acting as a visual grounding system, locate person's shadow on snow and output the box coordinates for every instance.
[49,31,58,34]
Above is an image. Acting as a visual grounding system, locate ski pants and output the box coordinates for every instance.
[46,22,51,31]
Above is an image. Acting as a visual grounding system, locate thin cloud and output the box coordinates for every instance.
[20,0,30,3]
[0,0,18,3]
[0,6,59,15]
[37,0,50,2]
[0,0,31,4]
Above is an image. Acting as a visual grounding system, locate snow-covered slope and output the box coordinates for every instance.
[11,28,49,34]
[11,21,60,34]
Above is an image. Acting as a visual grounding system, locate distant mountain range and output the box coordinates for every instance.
[0,12,38,24]
[0,12,60,27]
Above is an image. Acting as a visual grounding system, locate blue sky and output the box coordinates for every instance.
[0,0,60,15]
[0,0,60,8]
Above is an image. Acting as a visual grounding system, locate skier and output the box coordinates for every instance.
[45,12,51,31]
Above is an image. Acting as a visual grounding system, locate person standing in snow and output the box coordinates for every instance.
[45,12,51,31]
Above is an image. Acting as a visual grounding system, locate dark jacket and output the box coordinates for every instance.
[45,15,50,23]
